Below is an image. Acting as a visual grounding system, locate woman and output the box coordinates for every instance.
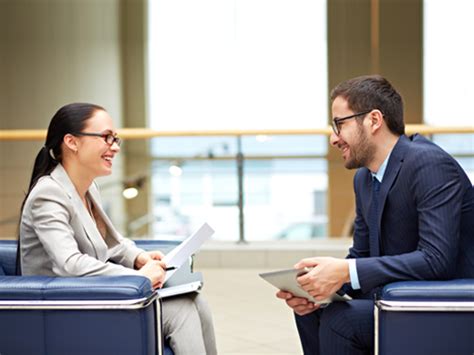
[19,103,217,355]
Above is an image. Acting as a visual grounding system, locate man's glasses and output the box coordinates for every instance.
[74,132,122,147]
[331,110,372,135]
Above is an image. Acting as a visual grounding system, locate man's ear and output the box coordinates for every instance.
[369,109,384,133]
[63,133,79,154]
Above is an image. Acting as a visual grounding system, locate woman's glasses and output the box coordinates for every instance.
[74,132,122,146]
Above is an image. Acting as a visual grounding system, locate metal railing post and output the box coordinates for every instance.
[236,135,246,243]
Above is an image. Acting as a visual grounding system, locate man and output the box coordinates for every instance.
[277,75,474,354]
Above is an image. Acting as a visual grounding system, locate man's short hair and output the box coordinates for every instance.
[331,75,405,136]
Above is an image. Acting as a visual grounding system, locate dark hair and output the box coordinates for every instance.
[330,75,405,136]
[16,102,105,274]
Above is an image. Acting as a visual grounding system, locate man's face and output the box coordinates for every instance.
[330,96,375,169]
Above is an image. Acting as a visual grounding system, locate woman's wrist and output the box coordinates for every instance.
[134,252,150,269]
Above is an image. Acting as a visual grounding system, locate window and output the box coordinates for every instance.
[147,0,327,130]
[147,1,329,240]
[424,0,474,126]
[424,0,474,183]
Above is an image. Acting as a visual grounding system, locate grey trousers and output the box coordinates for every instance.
[162,292,217,355]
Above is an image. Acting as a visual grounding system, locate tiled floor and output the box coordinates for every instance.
[199,268,303,355]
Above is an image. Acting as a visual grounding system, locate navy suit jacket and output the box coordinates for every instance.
[349,134,474,293]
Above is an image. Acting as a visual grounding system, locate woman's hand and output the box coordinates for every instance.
[138,259,166,289]
[134,250,165,270]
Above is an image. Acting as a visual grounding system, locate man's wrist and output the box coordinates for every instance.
[348,259,361,290]
[343,259,351,283]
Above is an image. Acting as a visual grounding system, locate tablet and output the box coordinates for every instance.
[259,268,352,304]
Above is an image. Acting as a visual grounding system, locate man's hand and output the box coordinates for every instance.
[295,257,350,301]
[134,250,165,270]
[276,290,320,316]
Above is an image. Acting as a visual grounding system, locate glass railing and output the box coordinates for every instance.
[0,127,472,242]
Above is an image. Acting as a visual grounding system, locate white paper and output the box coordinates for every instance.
[162,223,214,282]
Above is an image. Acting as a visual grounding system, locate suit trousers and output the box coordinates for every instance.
[162,292,217,355]
[295,300,374,355]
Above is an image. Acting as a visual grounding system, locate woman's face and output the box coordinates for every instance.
[75,110,120,178]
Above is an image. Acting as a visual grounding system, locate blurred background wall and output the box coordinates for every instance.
[0,0,149,237]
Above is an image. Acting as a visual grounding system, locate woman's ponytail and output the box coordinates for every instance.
[27,146,59,195]
[16,145,58,275]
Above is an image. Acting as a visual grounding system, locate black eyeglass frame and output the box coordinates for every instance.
[331,110,372,135]
[74,132,122,147]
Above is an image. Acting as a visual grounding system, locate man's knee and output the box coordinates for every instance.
[319,302,354,339]
[320,300,374,350]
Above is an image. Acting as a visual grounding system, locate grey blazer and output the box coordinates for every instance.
[20,164,144,277]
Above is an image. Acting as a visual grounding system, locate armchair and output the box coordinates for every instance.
[375,279,474,355]
[0,239,194,355]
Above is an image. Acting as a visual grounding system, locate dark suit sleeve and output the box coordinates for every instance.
[356,150,465,293]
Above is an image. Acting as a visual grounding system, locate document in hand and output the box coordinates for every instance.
[259,268,352,304]
[162,223,215,283]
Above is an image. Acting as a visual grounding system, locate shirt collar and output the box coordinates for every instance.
[371,150,392,183]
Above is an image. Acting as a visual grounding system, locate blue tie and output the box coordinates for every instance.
[369,177,381,256]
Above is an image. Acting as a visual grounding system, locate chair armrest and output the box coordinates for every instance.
[376,279,474,355]
[380,279,474,302]
[0,275,163,355]
[0,275,154,305]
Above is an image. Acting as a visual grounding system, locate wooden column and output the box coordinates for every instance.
[120,0,151,238]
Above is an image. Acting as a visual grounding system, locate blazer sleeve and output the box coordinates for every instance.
[29,184,141,277]
[356,151,465,293]
[107,236,145,269]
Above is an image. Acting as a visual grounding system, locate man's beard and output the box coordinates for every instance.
[344,124,375,170]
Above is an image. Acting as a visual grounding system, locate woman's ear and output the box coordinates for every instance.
[63,134,79,154]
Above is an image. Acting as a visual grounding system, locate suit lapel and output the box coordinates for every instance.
[50,165,108,261]
[377,135,411,230]
[87,186,120,249]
